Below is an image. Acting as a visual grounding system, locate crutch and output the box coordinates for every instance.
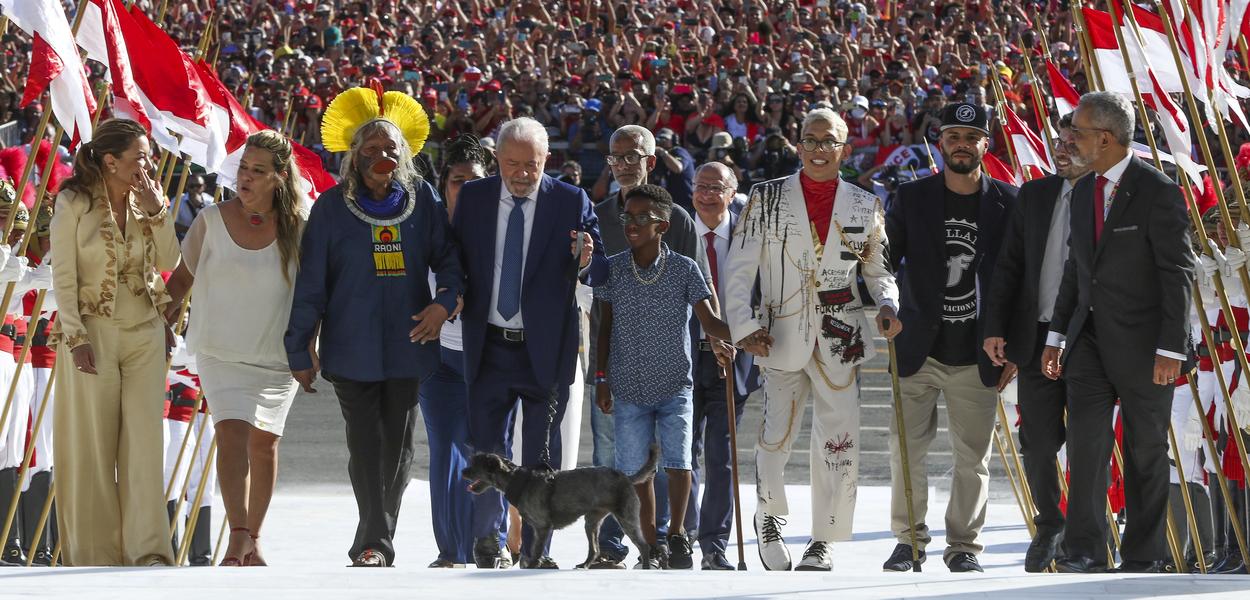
[724,367,747,571]
[886,332,921,572]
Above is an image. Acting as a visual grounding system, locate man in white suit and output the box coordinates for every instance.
[724,108,901,571]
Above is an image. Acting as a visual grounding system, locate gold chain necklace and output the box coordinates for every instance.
[630,249,667,285]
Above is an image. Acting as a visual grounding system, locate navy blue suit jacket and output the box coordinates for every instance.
[453,175,609,389]
[285,180,463,382]
[885,172,1018,387]
[691,204,762,398]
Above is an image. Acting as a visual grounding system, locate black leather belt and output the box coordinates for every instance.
[31,318,49,347]
[0,324,14,340]
[487,324,525,343]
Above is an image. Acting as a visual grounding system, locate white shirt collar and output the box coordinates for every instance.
[693,212,731,240]
[1100,151,1133,186]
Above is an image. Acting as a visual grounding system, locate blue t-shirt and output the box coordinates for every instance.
[594,244,711,406]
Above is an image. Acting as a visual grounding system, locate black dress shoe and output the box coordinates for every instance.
[882,543,925,572]
[1025,529,1064,573]
[945,552,983,573]
[1117,559,1166,573]
[701,551,735,570]
[472,537,512,569]
[0,543,25,567]
[521,556,559,569]
[1055,555,1109,574]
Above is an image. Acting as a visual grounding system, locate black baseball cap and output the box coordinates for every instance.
[940,102,990,135]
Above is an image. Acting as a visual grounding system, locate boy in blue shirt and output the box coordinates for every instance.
[594,184,734,569]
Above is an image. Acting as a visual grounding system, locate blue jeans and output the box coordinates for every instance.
[417,347,476,563]
[613,393,695,473]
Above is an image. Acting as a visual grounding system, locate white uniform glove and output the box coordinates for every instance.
[0,254,27,284]
[1233,376,1250,428]
[1199,253,1219,291]
[575,282,593,314]
[1182,396,1204,451]
[1222,245,1247,278]
[1236,223,1250,255]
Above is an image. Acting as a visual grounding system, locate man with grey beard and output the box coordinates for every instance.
[982,113,1090,572]
[587,124,706,569]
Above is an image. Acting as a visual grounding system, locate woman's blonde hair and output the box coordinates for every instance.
[62,118,148,202]
[244,130,306,283]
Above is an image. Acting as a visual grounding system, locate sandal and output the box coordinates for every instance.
[219,527,251,567]
[243,531,267,566]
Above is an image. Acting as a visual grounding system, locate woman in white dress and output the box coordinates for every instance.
[166,130,306,566]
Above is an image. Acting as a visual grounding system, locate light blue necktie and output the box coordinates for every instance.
[497,195,527,320]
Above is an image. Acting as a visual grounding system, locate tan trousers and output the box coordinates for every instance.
[53,317,174,566]
[755,351,861,541]
[889,357,997,559]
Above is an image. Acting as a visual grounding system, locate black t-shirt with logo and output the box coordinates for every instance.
[931,188,980,367]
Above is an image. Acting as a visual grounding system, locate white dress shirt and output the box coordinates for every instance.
[693,211,731,292]
[1037,180,1073,323]
[487,182,538,328]
[1045,151,1185,361]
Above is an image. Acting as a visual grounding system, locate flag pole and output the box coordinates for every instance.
[1168,422,1207,572]
[1069,0,1107,91]
[1018,34,1061,161]
[0,318,54,554]
[1188,371,1250,568]
[1145,0,1250,479]
[986,72,1029,182]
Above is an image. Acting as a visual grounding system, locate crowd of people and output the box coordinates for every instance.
[0,0,1249,579]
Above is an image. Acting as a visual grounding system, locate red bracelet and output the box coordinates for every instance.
[594,370,606,378]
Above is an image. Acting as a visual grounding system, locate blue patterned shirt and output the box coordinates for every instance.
[594,244,711,406]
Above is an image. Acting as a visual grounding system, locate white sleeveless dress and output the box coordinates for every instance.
[182,204,300,435]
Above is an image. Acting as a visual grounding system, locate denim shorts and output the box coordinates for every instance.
[613,391,694,474]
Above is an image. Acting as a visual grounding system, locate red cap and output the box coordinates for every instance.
[305,95,323,110]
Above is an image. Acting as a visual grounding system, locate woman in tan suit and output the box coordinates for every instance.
[50,119,181,566]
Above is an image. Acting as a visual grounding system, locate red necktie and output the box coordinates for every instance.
[704,231,719,291]
[1094,175,1108,244]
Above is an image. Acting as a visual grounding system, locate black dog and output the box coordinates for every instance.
[462,445,659,569]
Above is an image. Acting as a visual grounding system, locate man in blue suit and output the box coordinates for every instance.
[453,117,609,569]
[687,162,762,570]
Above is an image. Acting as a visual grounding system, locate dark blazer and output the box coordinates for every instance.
[691,205,763,398]
[1049,156,1194,370]
[453,174,609,389]
[285,180,463,382]
[885,172,1018,386]
[983,175,1067,366]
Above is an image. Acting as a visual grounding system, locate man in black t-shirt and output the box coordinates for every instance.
[883,103,1019,574]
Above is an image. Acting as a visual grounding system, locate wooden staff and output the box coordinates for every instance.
[987,72,1032,183]
[887,336,922,571]
[1069,0,1107,90]
[992,424,1036,538]
[723,371,746,571]
[169,407,212,537]
[997,396,1041,527]
[1018,33,1062,160]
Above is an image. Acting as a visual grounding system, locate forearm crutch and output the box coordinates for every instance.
[887,336,921,572]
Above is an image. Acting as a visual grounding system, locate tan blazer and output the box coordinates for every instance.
[50,185,180,349]
[723,173,899,373]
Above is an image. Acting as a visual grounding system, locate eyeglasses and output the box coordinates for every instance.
[694,184,731,195]
[799,138,847,152]
[605,153,649,166]
[618,213,664,226]
[1068,126,1112,139]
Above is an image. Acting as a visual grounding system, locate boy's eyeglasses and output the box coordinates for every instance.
[618,213,665,226]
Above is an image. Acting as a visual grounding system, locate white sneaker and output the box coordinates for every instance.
[754,511,791,571]
[795,540,832,571]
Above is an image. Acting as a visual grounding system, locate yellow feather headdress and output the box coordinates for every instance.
[321,81,430,154]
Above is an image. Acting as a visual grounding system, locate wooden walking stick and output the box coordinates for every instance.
[723,369,747,571]
[886,332,921,572]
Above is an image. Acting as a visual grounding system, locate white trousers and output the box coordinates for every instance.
[27,365,54,478]
[755,351,861,542]
[0,353,34,469]
[162,415,216,509]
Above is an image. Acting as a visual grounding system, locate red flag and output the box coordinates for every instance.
[291,142,336,196]
[123,3,210,128]
[88,0,151,130]
[1045,60,1081,116]
[193,60,257,154]
[982,152,1020,185]
[1000,106,1053,179]
[19,34,64,109]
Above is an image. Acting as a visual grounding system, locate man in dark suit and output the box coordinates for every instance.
[687,162,762,570]
[453,118,609,569]
[1041,92,1196,574]
[883,103,1018,573]
[982,114,1090,571]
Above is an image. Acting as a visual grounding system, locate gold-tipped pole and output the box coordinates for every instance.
[1168,422,1206,572]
